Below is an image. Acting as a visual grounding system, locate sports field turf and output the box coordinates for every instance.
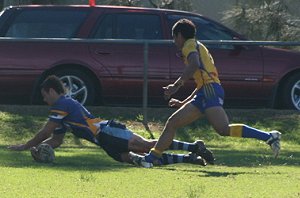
[0,105,299,197]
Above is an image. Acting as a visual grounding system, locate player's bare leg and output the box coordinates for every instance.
[128,132,210,152]
[154,102,204,152]
[205,106,230,136]
[128,133,156,153]
[206,106,281,158]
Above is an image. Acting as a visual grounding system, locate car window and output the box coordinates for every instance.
[0,9,7,33]
[93,13,162,40]
[93,14,113,39]
[5,9,89,38]
[167,14,236,49]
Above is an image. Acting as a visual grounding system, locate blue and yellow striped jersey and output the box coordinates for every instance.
[49,96,104,144]
[182,38,220,89]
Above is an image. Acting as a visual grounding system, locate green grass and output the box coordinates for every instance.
[0,105,299,198]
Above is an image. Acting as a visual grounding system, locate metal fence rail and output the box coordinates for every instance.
[1,37,300,46]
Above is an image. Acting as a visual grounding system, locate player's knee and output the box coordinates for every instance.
[215,125,230,136]
[166,116,180,130]
[149,140,157,147]
[144,141,155,151]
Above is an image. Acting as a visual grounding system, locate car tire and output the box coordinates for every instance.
[282,73,300,110]
[52,69,96,105]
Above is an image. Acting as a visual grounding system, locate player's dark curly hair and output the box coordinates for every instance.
[40,75,65,94]
[172,19,196,39]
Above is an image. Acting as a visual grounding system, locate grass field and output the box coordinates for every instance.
[0,105,299,198]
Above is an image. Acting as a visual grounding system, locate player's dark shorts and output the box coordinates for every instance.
[96,120,133,162]
[191,83,224,113]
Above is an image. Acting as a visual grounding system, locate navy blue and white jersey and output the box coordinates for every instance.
[49,95,105,144]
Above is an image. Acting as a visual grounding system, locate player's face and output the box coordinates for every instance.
[173,32,184,49]
[41,88,57,106]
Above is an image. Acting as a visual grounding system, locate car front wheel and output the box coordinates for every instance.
[282,73,300,110]
[53,69,96,105]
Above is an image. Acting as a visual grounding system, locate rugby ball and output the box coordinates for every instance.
[36,143,55,163]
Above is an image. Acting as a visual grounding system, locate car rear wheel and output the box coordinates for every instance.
[282,73,300,110]
[53,69,96,105]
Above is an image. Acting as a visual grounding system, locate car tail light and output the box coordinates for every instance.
[89,0,95,7]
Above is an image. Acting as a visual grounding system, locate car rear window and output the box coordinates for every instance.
[93,13,162,40]
[167,14,236,49]
[168,15,235,40]
[5,9,89,38]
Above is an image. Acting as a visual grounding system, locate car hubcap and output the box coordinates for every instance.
[60,75,88,105]
[291,80,300,110]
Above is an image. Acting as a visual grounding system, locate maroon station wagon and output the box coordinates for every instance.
[0,5,300,110]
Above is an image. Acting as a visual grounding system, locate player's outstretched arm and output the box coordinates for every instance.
[42,133,65,149]
[8,121,60,151]
[169,88,198,108]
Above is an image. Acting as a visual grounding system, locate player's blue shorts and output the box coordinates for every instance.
[96,120,133,162]
[191,83,224,113]
[100,120,133,140]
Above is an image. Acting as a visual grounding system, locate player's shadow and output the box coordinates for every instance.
[210,145,300,167]
[2,144,299,171]
[158,146,300,177]
[0,145,132,171]
[161,167,260,177]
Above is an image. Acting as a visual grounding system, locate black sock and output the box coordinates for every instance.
[168,140,197,152]
[161,153,190,165]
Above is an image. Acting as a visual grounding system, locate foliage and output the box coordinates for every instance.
[222,0,300,43]
[148,0,192,11]
[106,0,140,6]
[107,0,192,11]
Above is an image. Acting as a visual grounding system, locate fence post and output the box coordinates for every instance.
[142,41,149,125]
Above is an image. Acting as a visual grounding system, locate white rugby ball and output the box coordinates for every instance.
[37,143,55,163]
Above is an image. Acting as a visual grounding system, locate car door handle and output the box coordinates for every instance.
[244,78,259,81]
[95,50,111,55]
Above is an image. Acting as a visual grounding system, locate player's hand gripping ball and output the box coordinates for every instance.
[30,143,55,163]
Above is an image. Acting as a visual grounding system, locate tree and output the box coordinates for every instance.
[107,0,140,6]
[148,0,191,11]
[222,0,300,43]
[107,0,192,11]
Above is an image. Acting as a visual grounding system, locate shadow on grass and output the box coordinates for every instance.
[199,170,247,177]
[0,145,131,172]
[159,147,300,177]
[213,148,300,167]
[162,167,257,177]
[1,143,299,175]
